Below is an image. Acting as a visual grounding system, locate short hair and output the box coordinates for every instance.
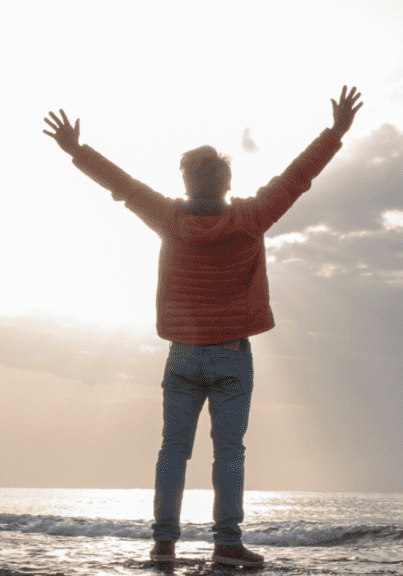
[180,145,231,198]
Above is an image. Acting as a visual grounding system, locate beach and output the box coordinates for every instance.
[1,489,403,575]
[0,566,225,576]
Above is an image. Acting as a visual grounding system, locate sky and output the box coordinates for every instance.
[1,0,403,492]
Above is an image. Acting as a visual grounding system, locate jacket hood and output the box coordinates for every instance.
[178,197,230,244]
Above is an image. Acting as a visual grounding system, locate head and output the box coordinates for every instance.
[180,145,231,200]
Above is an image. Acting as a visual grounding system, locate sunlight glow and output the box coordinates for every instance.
[382,210,403,230]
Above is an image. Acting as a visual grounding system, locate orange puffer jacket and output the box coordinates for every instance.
[72,128,342,345]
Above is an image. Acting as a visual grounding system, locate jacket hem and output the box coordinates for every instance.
[157,323,275,345]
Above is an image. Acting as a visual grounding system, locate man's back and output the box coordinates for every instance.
[71,128,342,344]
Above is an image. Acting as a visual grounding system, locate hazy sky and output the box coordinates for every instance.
[1,0,403,491]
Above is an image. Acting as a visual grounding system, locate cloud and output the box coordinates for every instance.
[382,209,403,230]
[265,218,403,287]
[0,314,167,386]
[241,127,259,152]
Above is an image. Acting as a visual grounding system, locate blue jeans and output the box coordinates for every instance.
[151,338,253,546]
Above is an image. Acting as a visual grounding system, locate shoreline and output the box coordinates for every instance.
[0,559,245,576]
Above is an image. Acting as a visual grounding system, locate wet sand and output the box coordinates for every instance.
[0,559,268,576]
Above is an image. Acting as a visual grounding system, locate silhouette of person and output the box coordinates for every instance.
[44,86,362,567]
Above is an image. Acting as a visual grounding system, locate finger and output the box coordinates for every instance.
[49,111,63,127]
[347,86,357,99]
[352,92,361,102]
[59,109,72,127]
[43,130,56,137]
[44,118,58,130]
[352,101,364,113]
[340,85,347,102]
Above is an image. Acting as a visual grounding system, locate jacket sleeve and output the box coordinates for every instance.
[245,128,342,235]
[72,145,176,236]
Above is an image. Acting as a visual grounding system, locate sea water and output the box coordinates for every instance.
[1,488,403,575]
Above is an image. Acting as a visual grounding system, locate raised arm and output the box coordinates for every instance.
[43,109,177,237]
[246,85,363,235]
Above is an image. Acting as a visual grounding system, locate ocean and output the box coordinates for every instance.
[0,488,402,575]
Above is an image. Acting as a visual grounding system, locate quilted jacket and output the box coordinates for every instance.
[72,128,342,345]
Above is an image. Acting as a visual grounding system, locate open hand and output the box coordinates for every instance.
[43,109,80,156]
[331,86,363,139]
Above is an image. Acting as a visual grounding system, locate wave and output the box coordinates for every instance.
[1,513,402,547]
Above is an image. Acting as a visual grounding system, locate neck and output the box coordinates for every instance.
[187,192,225,201]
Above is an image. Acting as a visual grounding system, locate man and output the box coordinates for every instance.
[43,85,363,567]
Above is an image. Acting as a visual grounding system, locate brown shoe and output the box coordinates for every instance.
[212,543,264,567]
[150,539,175,562]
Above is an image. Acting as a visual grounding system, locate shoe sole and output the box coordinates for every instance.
[212,554,263,567]
[150,555,175,561]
